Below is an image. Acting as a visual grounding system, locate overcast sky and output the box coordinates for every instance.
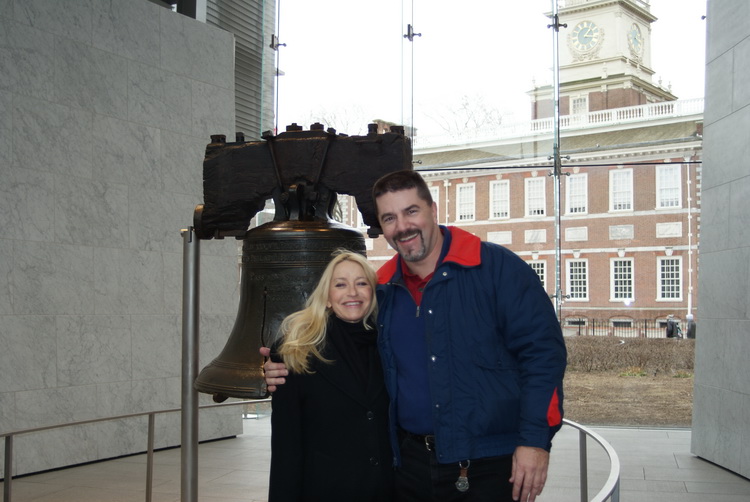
[273,0,707,137]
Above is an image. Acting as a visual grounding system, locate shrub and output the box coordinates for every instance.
[565,336,694,374]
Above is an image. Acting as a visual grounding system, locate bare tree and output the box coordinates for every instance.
[425,94,504,136]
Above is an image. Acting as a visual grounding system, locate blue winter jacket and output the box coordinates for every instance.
[376,226,566,465]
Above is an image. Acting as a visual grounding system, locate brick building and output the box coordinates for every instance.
[339,0,703,336]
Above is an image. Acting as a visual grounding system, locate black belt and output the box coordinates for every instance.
[399,428,436,452]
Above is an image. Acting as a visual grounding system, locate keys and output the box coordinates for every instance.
[455,460,470,493]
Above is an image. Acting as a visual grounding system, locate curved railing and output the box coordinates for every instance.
[563,418,621,502]
[3,408,619,502]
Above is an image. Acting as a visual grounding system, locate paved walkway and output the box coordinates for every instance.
[3,417,750,501]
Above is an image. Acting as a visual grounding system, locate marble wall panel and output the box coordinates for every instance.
[691,381,721,461]
[697,248,749,321]
[0,20,56,101]
[15,385,98,429]
[55,37,129,119]
[131,377,173,411]
[0,392,15,435]
[728,176,750,251]
[196,253,242,316]
[56,315,132,386]
[155,410,181,448]
[161,130,206,197]
[160,8,234,90]
[697,184,730,255]
[198,406,243,441]
[127,60,193,135]
[12,96,94,179]
[706,0,749,63]
[0,238,13,314]
[0,90,10,166]
[131,315,181,380]
[0,166,55,242]
[0,0,10,21]
[704,50,733,125]
[91,115,162,190]
[734,38,750,113]
[701,108,750,190]
[54,175,130,248]
[191,80,236,141]
[95,380,138,418]
[0,315,57,392]
[92,248,165,315]
[161,242,239,316]
[12,241,94,315]
[14,0,93,45]
[14,425,99,474]
[91,0,160,67]
[95,416,149,459]
[130,189,198,253]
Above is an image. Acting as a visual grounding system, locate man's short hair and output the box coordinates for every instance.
[372,170,433,205]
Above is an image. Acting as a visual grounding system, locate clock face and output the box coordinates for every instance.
[571,21,601,52]
[628,23,643,55]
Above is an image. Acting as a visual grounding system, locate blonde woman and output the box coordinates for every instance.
[269,251,393,502]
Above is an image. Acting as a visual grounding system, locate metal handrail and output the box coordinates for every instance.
[3,406,619,502]
[563,418,621,502]
[1,399,270,502]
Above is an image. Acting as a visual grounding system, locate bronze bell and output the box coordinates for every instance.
[194,218,364,401]
[192,123,412,402]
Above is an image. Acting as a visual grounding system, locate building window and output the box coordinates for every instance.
[658,256,682,300]
[567,259,588,301]
[490,180,510,219]
[429,186,440,222]
[456,183,475,221]
[566,173,588,214]
[527,260,546,289]
[571,96,588,115]
[525,177,546,217]
[656,165,681,209]
[611,258,634,301]
[610,169,633,211]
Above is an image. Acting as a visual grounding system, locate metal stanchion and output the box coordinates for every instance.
[181,227,200,502]
[3,435,12,502]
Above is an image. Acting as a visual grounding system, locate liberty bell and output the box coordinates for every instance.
[192,123,412,401]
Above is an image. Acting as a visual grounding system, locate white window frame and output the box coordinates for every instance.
[525,177,546,217]
[566,173,588,215]
[657,256,683,301]
[571,95,589,115]
[610,258,634,302]
[490,180,510,219]
[429,186,440,223]
[456,183,475,222]
[609,168,633,212]
[656,165,681,209]
[527,260,546,290]
[566,259,589,301]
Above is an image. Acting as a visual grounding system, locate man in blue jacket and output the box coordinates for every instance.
[264,170,566,502]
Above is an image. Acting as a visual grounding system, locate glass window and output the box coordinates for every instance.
[567,259,588,301]
[610,169,633,211]
[527,260,546,289]
[490,180,510,219]
[658,257,682,300]
[525,177,546,216]
[456,183,475,221]
[611,258,634,300]
[657,165,681,209]
[566,173,588,214]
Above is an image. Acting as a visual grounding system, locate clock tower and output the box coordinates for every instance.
[531,0,677,119]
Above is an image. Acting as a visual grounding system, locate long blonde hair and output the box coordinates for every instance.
[277,250,378,374]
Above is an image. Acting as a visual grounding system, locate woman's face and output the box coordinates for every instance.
[327,260,373,323]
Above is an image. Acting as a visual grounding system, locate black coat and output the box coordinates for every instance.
[269,326,394,502]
